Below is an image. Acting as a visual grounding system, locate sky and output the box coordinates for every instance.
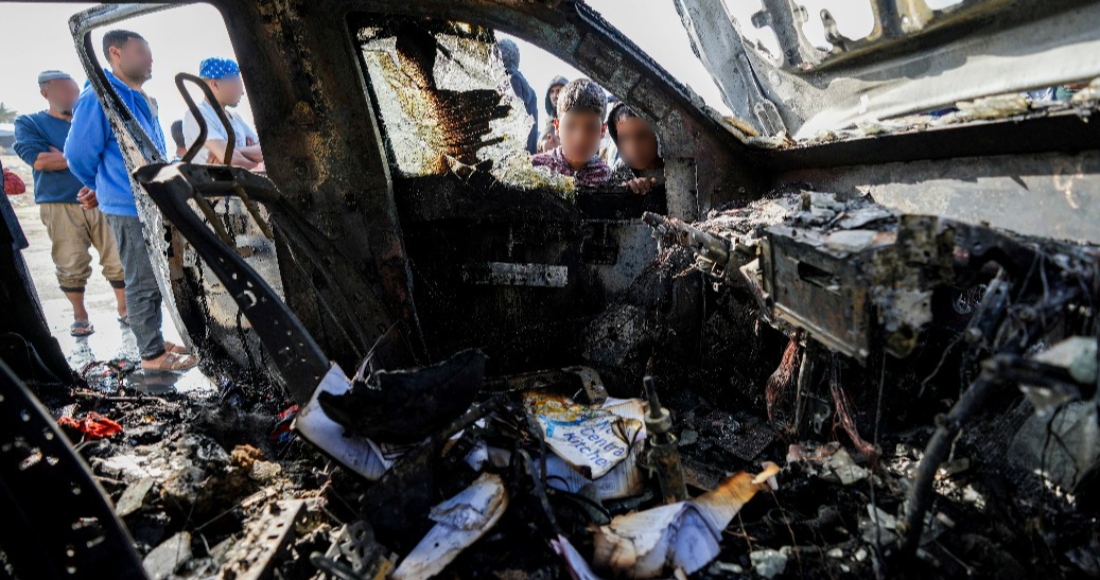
[506,0,734,116]
[0,3,249,137]
[0,1,907,136]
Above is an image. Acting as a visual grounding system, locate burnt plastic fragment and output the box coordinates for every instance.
[318,349,487,444]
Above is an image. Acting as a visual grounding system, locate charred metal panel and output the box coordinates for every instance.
[674,0,786,136]
[134,163,333,403]
[394,177,604,373]
[0,361,146,579]
[211,0,411,370]
[582,222,659,296]
[0,213,70,386]
[763,108,1100,171]
[676,0,1100,138]
[761,226,875,362]
[774,150,1100,244]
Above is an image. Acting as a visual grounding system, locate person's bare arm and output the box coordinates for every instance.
[236,144,264,163]
[33,146,69,172]
[203,139,259,169]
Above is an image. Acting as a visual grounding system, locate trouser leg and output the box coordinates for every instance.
[86,207,126,289]
[105,214,165,360]
[39,203,93,293]
[86,207,127,316]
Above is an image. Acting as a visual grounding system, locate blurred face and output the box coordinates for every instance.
[554,110,605,167]
[110,38,153,82]
[549,84,563,108]
[41,79,80,115]
[210,76,245,107]
[615,116,659,170]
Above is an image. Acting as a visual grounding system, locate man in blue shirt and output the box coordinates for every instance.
[65,30,199,371]
[15,70,127,337]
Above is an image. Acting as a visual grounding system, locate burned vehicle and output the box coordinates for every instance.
[1,0,1099,578]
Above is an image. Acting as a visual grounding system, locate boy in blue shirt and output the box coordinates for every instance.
[14,70,127,337]
[65,30,199,371]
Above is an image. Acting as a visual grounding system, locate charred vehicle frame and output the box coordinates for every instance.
[1,0,1099,578]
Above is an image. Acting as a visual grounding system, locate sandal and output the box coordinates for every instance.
[142,351,200,372]
[164,341,191,355]
[70,320,95,337]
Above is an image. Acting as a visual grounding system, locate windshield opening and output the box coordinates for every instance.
[587,0,733,116]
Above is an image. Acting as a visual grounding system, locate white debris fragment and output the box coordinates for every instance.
[955,93,1030,120]
[462,438,513,472]
[855,119,892,136]
[866,504,898,530]
[827,548,844,558]
[551,534,603,580]
[294,363,400,481]
[825,448,870,485]
[464,439,490,470]
[750,548,788,579]
[861,504,902,544]
[392,472,509,580]
[93,454,163,483]
[116,477,155,517]
[1020,336,1098,416]
[709,561,744,574]
[790,443,871,485]
[938,457,970,477]
[1070,78,1100,106]
[526,392,647,499]
[825,229,879,253]
[430,475,505,530]
[525,393,645,479]
[962,484,987,509]
[591,463,781,578]
[143,531,191,580]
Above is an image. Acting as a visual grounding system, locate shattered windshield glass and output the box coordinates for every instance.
[357,20,573,192]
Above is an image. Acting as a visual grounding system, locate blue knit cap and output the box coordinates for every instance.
[199,57,240,80]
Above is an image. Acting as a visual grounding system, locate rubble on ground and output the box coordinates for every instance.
[31,189,1100,579]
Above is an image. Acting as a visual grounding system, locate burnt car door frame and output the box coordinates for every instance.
[63,0,1100,383]
[65,0,765,378]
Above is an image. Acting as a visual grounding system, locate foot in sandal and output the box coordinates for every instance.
[142,350,200,372]
[70,320,95,337]
[163,341,192,355]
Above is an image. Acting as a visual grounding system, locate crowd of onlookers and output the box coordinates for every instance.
[2,29,265,372]
[498,39,664,194]
[0,31,664,374]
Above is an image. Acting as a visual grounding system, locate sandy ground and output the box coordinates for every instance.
[4,153,211,393]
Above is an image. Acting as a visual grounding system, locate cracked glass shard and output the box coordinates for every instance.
[358,21,573,193]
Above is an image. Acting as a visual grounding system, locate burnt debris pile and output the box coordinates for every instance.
[22,191,1100,579]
